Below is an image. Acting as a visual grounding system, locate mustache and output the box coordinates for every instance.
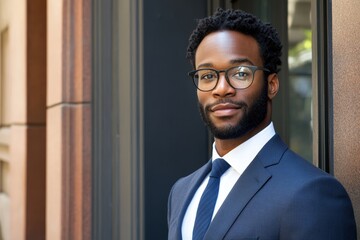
[204,99,247,111]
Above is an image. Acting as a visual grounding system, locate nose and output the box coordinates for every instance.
[212,72,236,97]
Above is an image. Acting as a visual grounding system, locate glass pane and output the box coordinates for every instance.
[288,0,313,162]
[216,0,314,163]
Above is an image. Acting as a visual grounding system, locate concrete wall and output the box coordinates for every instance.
[332,0,360,235]
[0,0,46,239]
[0,0,91,239]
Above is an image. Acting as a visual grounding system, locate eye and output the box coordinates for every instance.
[231,67,251,80]
[198,70,217,81]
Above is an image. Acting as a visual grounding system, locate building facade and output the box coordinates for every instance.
[0,0,359,239]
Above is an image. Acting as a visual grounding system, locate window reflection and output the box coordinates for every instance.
[288,0,313,162]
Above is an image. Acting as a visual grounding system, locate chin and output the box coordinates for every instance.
[211,124,251,140]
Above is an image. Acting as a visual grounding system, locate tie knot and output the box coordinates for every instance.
[210,158,230,178]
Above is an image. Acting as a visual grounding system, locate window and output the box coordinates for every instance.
[211,0,315,163]
[288,0,313,162]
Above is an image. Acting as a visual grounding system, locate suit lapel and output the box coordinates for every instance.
[205,159,271,239]
[174,160,212,239]
[204,135,287,239]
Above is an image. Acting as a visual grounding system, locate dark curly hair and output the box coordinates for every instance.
[187,8,282,74]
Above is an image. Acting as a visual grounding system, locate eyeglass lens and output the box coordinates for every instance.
[193,66,254,91]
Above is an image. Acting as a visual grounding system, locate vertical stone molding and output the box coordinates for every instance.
[47,0,92,239]
[26,0,47,237]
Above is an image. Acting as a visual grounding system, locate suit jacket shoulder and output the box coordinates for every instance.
[168,135,357,240]
[168,160,211,239]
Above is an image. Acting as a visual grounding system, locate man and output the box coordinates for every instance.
[167,8,357,240]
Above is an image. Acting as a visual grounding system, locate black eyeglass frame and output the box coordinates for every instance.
[188,65,271,92]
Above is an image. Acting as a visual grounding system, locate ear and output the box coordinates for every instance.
[267,73,279,100]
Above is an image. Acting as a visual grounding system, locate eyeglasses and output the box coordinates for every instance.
[188,65,270,92]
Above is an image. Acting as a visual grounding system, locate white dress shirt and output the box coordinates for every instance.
[181,122,276,240]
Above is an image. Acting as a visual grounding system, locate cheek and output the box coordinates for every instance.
[197,91,208,105]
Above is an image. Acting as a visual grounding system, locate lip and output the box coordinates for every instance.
[210,103,241,117]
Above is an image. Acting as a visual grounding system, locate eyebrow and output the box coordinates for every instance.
[197,58,254,69]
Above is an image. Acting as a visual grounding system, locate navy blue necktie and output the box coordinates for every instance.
[193,158,230,240]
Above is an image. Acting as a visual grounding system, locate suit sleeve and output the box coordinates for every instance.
[167,179,184,240]
[279,176,357,240]
[167,183,175,226]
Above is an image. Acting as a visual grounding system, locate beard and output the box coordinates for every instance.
[198,84,268,140]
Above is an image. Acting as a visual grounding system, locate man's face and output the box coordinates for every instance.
[195,30,269,140]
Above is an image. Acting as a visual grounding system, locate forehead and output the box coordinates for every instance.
[195,30,262,69]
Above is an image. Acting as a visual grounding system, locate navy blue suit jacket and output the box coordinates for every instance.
[168,135,357,239]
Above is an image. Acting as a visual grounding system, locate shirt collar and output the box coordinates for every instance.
[212,122,276,174]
